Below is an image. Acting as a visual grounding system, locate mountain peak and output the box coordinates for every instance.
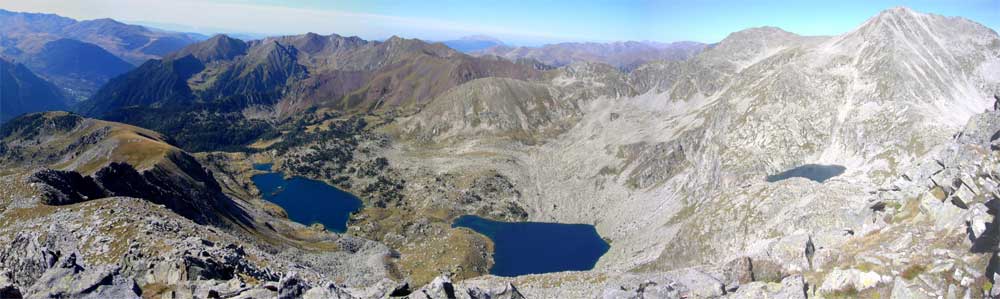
[880,6,917,17]
[838,5,997,49]
[863,6,923,26]
[713,26,800,49]
[170,33,247,62]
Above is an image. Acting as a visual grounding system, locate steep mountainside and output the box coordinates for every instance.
[19,38,133,100]
[0,58,68,122]
[474,40,707,69]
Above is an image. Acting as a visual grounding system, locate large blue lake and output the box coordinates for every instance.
[251,164,363,233]
[452,215,610,277]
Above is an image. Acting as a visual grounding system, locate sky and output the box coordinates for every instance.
[0,0,997,46]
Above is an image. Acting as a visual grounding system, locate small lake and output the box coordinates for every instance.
[251,164,363,233]
[766,164,846,183]
[452,215,610,277]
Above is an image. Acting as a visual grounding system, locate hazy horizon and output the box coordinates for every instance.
[1,0,998,47]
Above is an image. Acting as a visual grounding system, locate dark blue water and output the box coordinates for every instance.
[766,164,846,183]
[452,215,610,277]
[251,164,363,233]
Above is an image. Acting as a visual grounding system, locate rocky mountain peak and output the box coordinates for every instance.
[844,6,997,46]
[281,32,368,56]
[380,35,457,59]
[701,26,807,70]
[169,33,247,63]
[880,6,917,17]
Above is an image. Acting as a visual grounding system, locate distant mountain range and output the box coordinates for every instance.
[0,57,68,122]
[0,9,202,100]
[440,35,506,53]
[474,40,707,69]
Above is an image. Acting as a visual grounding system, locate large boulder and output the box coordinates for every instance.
[422,275,457,299]
[818,268,886,295]
[277,272,309,299]
[24,253,140,299]
[727,275,806,299]
[303,282,354,299]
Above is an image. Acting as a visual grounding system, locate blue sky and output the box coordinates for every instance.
[0,0,997,45]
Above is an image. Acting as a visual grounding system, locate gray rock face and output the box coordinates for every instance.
[0,233,58,288]
[24,253,140,299]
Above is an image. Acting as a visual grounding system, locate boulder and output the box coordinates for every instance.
[466,283,525,299]
[727,275,806,299]
[303,282,354,299]
[670,268,726,298]
[723,257,754,288]
[422,275,457,299]
[890,278,929,299]
[600,279,685,299]
[818,269,885,295]
[722,256,785,291]
[277,272,309,299]
[599,270,733,299]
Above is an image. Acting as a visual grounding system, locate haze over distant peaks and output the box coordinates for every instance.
[0,9,203,100]
[474,40,707,69]
[440,35,506,53]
